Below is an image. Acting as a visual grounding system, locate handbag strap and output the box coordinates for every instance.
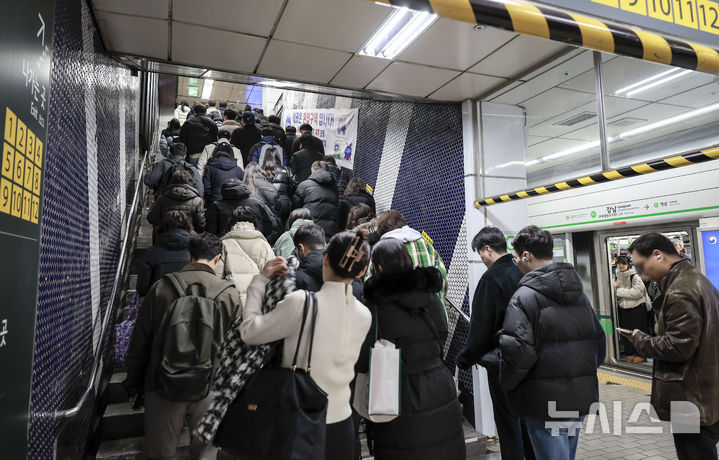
[306,292,318,373]
[291,291,312,370]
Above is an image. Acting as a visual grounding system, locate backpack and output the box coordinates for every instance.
[155,272,234,402]
[160,158,192,194]
[258,143,283,168]
[211,142,236,164]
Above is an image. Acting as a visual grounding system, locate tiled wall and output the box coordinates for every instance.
[28,0,140,457]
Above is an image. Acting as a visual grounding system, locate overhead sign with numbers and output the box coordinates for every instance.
[537,0,719,47]
[0,0,54,458]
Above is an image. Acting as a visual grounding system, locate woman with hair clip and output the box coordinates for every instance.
[240,229,372,460]
[359,238,465,460]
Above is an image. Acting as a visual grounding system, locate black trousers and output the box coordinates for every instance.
[618,306,649,356]
[486,367,536,460]
[326,416,354,460]
[673,419,719,460]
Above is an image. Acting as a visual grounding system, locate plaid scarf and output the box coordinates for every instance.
[194,256,299,443]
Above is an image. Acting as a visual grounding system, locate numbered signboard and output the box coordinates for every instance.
[538,0,719,47]
[0,0,54,458]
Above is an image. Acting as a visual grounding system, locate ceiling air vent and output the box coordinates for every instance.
[554,111,596,126]
[608,117,648,128]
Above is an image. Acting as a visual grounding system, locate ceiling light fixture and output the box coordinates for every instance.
[614,68,680,96]
[618,102,719,138]
[625,69,692,97]
[359,6,437,60]
[201,79,214,99]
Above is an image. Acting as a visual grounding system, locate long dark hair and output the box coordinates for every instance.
[371,239,412,274]
[243,162,272,198]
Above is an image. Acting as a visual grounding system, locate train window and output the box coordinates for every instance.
[605,230,693,369]
[602,55,719,169]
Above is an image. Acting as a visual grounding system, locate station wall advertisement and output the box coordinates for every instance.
[284,108,359,170]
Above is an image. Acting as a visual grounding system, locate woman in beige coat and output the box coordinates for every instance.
[614,255,649,363]
[215,206,275,306]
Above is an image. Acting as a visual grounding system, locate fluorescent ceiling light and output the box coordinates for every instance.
[525,159,540,167]
[542,140,601,161]
[360,6,437,59]
[615,68,680,95]
[618,102,719,138]
[625,69,692,97]
[201,79,214,99]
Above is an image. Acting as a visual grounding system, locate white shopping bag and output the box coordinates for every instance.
[368,339,401,419]
[352,340,401,423]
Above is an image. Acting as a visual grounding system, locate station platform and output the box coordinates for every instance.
[473,369,719,460]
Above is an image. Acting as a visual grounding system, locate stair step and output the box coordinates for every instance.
[101,402,145,441]
[106,373,129,405]
[96,429,190,460]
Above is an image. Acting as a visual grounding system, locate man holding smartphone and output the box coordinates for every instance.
[626,232,719,460]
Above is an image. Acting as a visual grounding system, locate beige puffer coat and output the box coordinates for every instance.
[616,267,646,309]
[215,223,275,307]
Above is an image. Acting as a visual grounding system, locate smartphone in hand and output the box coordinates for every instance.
[616,327,633,335]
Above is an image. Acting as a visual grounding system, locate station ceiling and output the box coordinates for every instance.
[88,0,574,102]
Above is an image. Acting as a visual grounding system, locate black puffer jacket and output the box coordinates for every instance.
[205,181,277,240]
[339,191,376,230]
[136,228,190,296]
[359,267,466,460]
[293,169,339,239]
[179,114,218,154]
[202,155,244,202]
[489,262,606,420]
[147,184,205,232]
[230,125,261,166]
[325,162,348,196]
[295,249,365,302]
[272,167,294,221]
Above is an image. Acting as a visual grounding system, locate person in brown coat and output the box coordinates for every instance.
[147,170,206,232]
[626,232,719,460]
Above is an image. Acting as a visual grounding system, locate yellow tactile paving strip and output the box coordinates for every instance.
[597,370,652,393]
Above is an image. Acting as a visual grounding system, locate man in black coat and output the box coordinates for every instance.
[290,132,324,183]
[484,225,605,460]
[205,178,276,240]
[202,144,244,203]
[457,227,535,460]
[292,162,339,239]
[290,123,325,155]
[179,104,218,165]
[293,223,363,301]
[284,126,297,159]
[230,111,261,166]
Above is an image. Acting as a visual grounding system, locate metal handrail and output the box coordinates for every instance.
[446,296,470,323]
[53,149,149,421]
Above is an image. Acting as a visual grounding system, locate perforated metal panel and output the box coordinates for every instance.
[28,0,140,457]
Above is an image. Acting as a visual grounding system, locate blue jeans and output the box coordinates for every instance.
[524,417,583,460]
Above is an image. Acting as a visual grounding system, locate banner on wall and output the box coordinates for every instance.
[0,0,55,457]
[285,108,358,170]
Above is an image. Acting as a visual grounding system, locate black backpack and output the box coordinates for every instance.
[155,273,234,402]
[159,158,192,193]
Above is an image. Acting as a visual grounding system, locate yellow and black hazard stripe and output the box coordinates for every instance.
[373,0,719,74]
[475,145,719,207]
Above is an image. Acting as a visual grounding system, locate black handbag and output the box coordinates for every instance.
[214,292,328,460]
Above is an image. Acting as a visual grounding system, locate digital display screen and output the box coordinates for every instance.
[701,230,719,291]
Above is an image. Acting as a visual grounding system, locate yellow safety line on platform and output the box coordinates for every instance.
[597,371,652,392]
